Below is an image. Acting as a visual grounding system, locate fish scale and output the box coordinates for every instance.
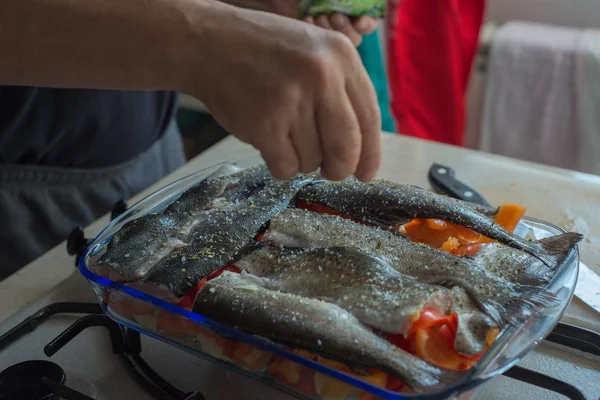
[97,177,229,280]
[264,209,578,328]
[194,271,462,393]
[98,165,276,282]
[237,245,455,335]
[296,177,580,269]
[140,175,314,298]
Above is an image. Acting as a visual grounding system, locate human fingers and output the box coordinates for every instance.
[316,73,361,181]
[352,16,378,35]
[303,15,315,24]
[328,13,362,46]
[291,102,323,174]
[344,58,382,182]
[254,126,301,180]
[314,15,333,30]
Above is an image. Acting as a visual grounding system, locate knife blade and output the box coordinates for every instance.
[427,163,600,314]
[575,261,600,314]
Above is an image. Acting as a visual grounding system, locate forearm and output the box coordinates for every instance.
[0,0,222,91]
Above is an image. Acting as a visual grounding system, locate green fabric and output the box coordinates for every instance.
[357,30,396,133]
[299,0,385,18]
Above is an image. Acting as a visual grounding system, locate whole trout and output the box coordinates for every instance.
[98,165,276,281]
[264,209,579,327]
[238,245,496,356]
[296,178,581,268]
[193,271,461,392]
[236,246,455,335]
[138,174,313,298]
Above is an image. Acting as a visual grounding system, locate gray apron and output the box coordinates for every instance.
[0,120,186,280]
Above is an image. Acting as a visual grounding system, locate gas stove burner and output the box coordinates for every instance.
[0,360,65,400]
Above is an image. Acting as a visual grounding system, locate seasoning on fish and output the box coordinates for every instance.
[236,246,455,335]
[448,287,497,356]
[98,165,276,281]
[139,175,313,298]
[471,235,578,286]
[296,178,581,268]
[237,244,497,357]
[264,209,575,327]
[193,271,462,392]
[97,177,228,280]
[89,161,587,396]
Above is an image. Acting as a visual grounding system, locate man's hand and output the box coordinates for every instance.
[1,0,382,182]
[190,3,382,182]
[227,0,379,46]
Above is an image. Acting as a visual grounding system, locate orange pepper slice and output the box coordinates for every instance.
[494,203,526,232]
[440,236,461,252]
[425,219,450,231]
[451,242,484,256]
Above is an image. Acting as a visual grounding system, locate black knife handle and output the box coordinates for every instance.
[428,163,492,207]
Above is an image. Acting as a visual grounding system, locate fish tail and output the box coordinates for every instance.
[483,285,560,327]
[473,204,500,217]
[533,232,583,269]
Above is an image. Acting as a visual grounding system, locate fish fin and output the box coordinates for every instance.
[313,296,337,304]
[534,232,583,269]
[482,285,560,327]
[475,205,501,217]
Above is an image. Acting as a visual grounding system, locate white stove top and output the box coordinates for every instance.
[1,272,599,400]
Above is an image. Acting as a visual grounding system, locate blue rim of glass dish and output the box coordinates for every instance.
[77,156,579,400]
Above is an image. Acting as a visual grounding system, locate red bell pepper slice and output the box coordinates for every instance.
[177,265,241,309]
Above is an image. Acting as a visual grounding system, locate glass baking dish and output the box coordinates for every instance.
[78,154,579,400]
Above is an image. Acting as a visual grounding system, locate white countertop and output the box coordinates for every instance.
[2,133,599,333]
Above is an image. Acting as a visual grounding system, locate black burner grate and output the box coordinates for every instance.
[0,301,203,400]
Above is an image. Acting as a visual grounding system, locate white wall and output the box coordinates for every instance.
[486,0,600,29]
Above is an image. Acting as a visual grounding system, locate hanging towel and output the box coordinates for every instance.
[574,29,600,175]
[386,0,485,146]
[479,21,600,175]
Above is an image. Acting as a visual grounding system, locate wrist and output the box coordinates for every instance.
[176,1,265,97]
[169,0,230,94]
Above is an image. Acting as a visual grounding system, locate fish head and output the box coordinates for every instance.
[449,287,499,357]
[98,214,185,280]
[453,311,497,357]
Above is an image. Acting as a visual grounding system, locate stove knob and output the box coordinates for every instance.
[66,226,91,266]
[110,199,128,221]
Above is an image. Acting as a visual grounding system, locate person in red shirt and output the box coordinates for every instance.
[386,0,485,146]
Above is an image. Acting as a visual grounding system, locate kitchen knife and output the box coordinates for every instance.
[427,163,600,315]
[428,163,492,207]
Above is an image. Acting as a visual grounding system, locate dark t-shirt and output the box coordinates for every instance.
[0,87,178,168]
